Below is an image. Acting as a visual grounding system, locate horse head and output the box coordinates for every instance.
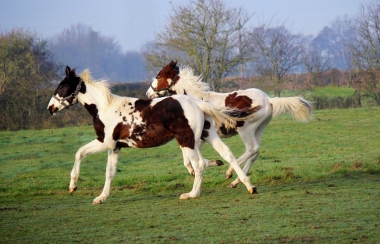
[147,60,180,98]
[47,66,85,115]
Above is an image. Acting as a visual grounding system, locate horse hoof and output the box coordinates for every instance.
[228,183,237,189]
[179,193,190,200]
[226,173,233,179]
[69,187,77,193]
[249,187,257,194]
[216,160,224,166]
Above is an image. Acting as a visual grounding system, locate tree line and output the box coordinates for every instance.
[1,0,379,130]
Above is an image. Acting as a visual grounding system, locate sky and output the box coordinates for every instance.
[0,0,369,52]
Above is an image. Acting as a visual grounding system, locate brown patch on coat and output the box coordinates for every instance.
[134,99,152,112]
[84,103,105,142]
[112,97,195,149]
[224,92,262,122]
[225,92,253,110]
[201,119,211,139]
[203,120,211,129]
[201,130,209,139]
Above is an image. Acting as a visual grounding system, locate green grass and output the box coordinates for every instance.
[1,108,380,243]
[267,86,356,99]
[312,86,355,98]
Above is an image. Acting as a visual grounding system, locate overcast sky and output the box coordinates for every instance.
[0,0,368,52]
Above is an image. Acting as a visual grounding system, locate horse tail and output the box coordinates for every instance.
[192,100,239,130]
[269,97,313,122]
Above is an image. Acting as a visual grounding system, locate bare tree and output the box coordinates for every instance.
[143,0,253,90]
[251,25,304,96]
[302,45,333,87]
[328,15,356,71]
[349,0,380,104]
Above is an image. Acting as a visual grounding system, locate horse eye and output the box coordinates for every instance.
[58,84,67,90]
[157,75,161,79]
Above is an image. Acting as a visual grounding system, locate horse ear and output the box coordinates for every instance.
[174,60,179,71]
[65,66,71,77]
[170,60,178,70]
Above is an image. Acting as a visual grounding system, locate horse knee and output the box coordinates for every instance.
[247,148,260,158]
[194,159,206,174]
[75,150,84,161]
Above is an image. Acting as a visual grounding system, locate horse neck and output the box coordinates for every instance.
[176,77,208,101]
[77,82,110,111]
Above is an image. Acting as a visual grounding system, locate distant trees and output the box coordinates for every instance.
[3,1,380,132]
[0,29,59,130]
[49,24,149,82]
[302,44,333,87]
[143,0,253,90]
[250,25,305,96]
[349,0,380,105]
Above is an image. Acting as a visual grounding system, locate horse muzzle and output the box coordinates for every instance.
[48,105,58,115]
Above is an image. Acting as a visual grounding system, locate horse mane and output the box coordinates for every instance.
[80,69,113,104]
[179,66,211,97]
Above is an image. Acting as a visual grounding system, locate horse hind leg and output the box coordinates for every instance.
[182,149,195,176]
[228,116,271,188]
[182,141,223,177]
[198,140,224,167]
[93,148,120,204]
[225,126,260,179]
[70,139,107,193]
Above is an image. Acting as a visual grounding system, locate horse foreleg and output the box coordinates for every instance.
[228,152,259,188]
[225,148,259,179]
[204,132,256,194]
[93,148,120,204]
[69,139,107,193]
[179,148,206,200]
[218,146,256,194]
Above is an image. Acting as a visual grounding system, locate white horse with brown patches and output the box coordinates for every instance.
[47,66,257,204]
[146,61,313,188]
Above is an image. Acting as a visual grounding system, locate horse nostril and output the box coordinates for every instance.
[48,105,55,115]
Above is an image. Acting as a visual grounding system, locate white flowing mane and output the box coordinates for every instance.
[80,69,114,104]
[179,66,211,97]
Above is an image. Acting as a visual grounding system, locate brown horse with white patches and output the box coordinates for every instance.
[146,61,313,188]
[47,66,257,204]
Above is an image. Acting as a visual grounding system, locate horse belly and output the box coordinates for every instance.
[115,124,174,148]
[131,132,174,148]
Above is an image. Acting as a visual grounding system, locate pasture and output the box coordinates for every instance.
[1,107,379,243]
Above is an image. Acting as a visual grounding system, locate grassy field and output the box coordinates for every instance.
[1,107,380,243]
